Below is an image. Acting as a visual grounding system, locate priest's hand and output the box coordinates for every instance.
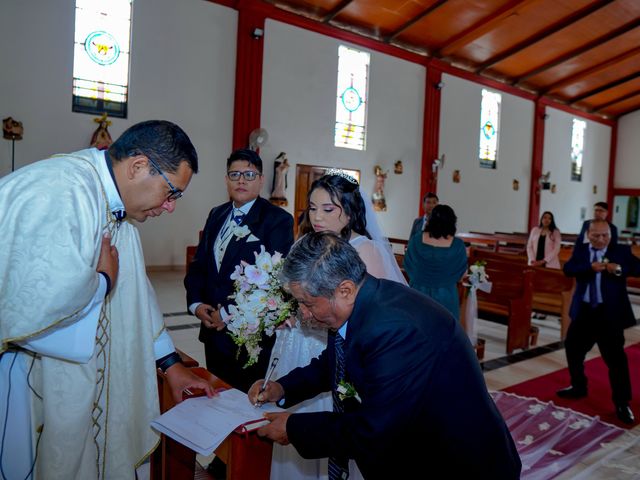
[248,380,284,406]
[165,363,216,403]
[97,232,119,287]
[257,412,291,445]
[195,304,225,331]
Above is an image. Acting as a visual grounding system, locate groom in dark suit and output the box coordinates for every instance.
[250,232,521,479]
[184,149,294,392]
[558,219,640,424]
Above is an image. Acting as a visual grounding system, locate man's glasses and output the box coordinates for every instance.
[227,171,261,182]
[146,156,183,201]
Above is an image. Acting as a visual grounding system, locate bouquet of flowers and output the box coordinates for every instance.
[225,245,297,368]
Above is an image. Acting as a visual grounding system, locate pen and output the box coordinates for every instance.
[255,357,279,407]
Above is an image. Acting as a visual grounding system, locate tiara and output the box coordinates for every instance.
[325,168,358,185]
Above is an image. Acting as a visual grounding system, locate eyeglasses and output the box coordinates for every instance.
[146,156,183,201]
[227,170,261,182]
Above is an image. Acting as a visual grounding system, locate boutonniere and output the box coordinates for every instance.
[337,380,361,403]
[232,224,250,239]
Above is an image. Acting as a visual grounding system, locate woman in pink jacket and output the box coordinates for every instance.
[527,211,562,269]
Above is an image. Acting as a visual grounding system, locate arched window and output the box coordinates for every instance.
[334,45,370,151]
[570,119,586,182]
[72,0,132,118]
[478,89,501,169]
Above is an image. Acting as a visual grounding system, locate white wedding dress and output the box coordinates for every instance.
[269,232,406,480]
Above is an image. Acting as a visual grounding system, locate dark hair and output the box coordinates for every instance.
[594,201,609,211]
[109,120,198,174]
[281,231,366,298]
[305,174,371,240]
[423,192,439,202]
[297,210,312,239]
[424,204,457,238]
[226,148,263,173]
[539,211,558,233]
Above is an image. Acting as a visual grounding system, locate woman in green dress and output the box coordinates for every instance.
[404,204,468,319]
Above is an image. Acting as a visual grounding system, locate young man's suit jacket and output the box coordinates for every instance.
[184,196,294,391]
[278,275,521,480]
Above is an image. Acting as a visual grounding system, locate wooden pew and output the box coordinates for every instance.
[468,250,537,354]
[468,249,575,339]
[457,232,498,252]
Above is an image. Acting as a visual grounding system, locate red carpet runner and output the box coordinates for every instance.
[504,343,640,428]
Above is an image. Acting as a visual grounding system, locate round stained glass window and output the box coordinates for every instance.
[341,87,362,112]
[85,31,120,66]
[482,120,495,140]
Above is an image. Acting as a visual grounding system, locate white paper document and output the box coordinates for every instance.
[150,388,280,455]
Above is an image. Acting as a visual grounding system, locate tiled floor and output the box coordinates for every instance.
[150,270,640,479]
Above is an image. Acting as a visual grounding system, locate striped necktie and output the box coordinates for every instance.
[328,333,349,480]
[232,211,245,225]
[589,249,600,307]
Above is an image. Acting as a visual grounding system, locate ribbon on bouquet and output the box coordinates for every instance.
[462,280,492,345]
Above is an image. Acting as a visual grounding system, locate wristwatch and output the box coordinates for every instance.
[614,265,622,277]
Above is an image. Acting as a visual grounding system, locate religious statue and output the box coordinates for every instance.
[2,117,24,140]
[372,165,387,212]
[269,152,289,207]
[90,113,113,150]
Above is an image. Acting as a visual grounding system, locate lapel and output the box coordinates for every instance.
[209,203,233,273]
[220,198,265,275]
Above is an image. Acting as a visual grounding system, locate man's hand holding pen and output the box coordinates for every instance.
[248,379,285,406]
[249,357,281,407]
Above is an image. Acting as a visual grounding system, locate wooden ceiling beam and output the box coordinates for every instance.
[383,0,448,43]
[437,0,536,58]
[515,18,640,84]
[569,70,640,104]
[591,89,640,112]
[322,0,353,23]
[476,0,614,74]
[542,45,640,94]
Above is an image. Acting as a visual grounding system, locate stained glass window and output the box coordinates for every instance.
[72,0,132,118]
[478,89,502,169]
[571,119,586,182]
[334,46,370,151]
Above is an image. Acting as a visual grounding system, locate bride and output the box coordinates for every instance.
[269,172,406,480]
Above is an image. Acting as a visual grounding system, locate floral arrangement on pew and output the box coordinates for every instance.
[225,246,297,368]
[464,260,491,296]
[462,260,492,346]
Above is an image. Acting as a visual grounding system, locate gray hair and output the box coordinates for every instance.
[281,232,366,298]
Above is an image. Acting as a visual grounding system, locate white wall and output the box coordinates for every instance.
[540,108,611,235]
[0,0,237,266]
[437,74,534,233]
[259,20,425,240]
[614,109,640,189]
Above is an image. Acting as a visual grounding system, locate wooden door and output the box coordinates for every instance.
[294,164,360,234]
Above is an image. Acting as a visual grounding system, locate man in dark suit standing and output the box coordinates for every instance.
[184,149,294,392]
[576,201,618,245]
[409,192,438,238]
[558,219,640,424]
[250,232,521,479]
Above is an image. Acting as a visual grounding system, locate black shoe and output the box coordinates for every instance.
[616,404,635,425]
[556,386,588,399]
[206,457,227,480]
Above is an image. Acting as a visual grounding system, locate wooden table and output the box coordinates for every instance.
[151,363,273,479]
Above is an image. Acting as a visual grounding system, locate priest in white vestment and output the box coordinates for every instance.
[0,120,214,479]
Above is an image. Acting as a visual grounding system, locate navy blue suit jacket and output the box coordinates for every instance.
[184,197,294,389]
[279,275,521,479]
[564,242,640,329]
